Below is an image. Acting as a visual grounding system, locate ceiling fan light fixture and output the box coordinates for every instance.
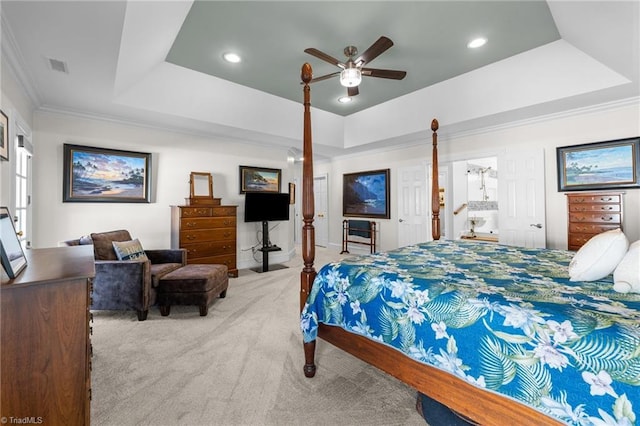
[340,68,362,87]
[338,96,352,103]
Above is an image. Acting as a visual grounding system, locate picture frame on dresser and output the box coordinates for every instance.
[0,207,27,279]
[63,143,152,202]
[556,137,640,191]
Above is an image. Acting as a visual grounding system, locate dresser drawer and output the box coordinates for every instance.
[569,203,620,213]
[211,206,237,217]
[568,223,620,234]
[183,240,236,259]
[569,234,599,249]
[567,194,621,204]
[181,228,236,243]
[180,207,212,217]
[181,217,236,230]
[568,212,621,224]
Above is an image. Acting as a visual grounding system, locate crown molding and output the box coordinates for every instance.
[446,96,640,140]
[331,96,640,162]
[1,13,41,107]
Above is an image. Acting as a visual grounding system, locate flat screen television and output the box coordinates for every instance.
[244,192,290,222]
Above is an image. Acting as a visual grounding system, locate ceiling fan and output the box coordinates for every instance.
[304,36,407,97]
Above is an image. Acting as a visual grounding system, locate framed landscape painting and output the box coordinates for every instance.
[343,169,390,219]
[63,144,151,202]
[239,165,281,193]
[556,137,640,191]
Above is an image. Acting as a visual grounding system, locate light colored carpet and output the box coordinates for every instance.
[91,247,426,426]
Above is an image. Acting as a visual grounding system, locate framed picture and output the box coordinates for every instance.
[557,137,640,192]
[343,169,390,219]
[289,182,295,204]
[1,207,27,279]
[239,165,281,193]
[1,109,8,161]
[63,144,152,202]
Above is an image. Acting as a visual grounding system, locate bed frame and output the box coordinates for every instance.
[298,63,562,426]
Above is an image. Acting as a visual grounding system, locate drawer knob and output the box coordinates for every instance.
[186,235,196,240]
[601,216,613,221]
[600,206,613,211]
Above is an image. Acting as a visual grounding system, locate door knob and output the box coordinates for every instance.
[530,223,542,229]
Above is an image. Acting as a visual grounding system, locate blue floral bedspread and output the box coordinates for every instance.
[300,240,640,425]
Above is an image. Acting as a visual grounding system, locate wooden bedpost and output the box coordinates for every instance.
[431,118,441,240]
[300,63,318,378]
[300,62,316,312]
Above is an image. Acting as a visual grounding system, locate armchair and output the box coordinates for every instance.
[62,230,185,321]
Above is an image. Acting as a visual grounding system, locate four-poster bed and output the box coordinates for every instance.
[298,63,639,426]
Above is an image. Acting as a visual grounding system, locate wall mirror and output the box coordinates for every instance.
[190,172,214,200]
[1,207,27,279]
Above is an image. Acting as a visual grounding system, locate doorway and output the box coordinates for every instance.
[313,174,329,247]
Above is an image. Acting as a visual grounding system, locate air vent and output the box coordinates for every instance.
[47,57,68,73]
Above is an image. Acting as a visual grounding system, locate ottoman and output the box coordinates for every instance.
[156,264,228,316]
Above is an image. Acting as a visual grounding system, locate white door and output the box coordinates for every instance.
[498,149,546,248]
[397,165,428,247]
[314,174,329,247]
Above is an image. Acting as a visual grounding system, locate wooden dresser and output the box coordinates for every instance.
[1,245,95,425]
[566,191,624,250]
[171,204,238,277]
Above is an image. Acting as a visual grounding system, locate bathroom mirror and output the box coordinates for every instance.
[190,172,214,200]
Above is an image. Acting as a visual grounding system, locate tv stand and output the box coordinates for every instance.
[254,221,287,273]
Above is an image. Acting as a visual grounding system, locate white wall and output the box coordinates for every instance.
[318,101,640,251]
[0,62,35,210]
[32,111,298,270]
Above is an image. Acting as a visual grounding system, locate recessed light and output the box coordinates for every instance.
[467,38,487,49]
[338,96,352,104]
[223,52,241,63]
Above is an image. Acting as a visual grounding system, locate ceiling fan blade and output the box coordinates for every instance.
[309,71,340,84]
[304,48,342,67]
[347,86,359,97]
[354,36,394,66]
[361,68,407,80]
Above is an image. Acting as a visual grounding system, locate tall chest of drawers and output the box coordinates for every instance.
[566,191,624,250]
[171,204,238,277]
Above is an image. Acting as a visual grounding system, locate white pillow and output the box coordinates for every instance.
[613,240,640,293]
[569,228,629,282]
